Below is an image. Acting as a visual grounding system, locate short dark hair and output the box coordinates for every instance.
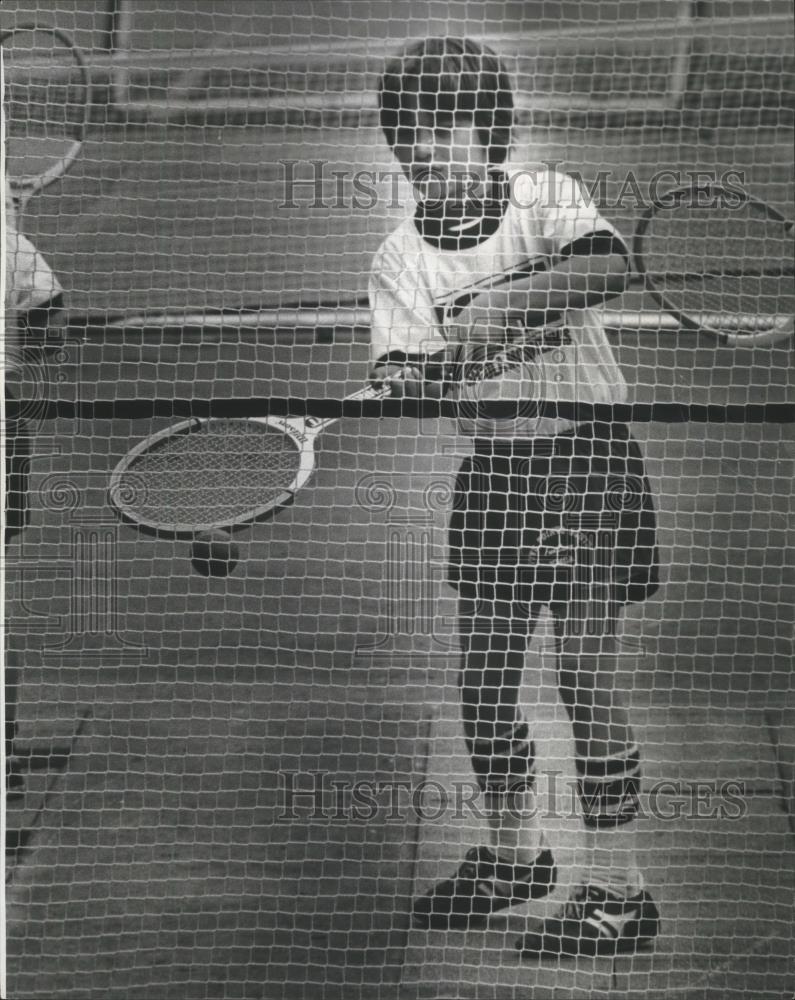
[378,37,514,165]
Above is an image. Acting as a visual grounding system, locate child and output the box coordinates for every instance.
[4,181,65,795]
[369,37,661,956]
[4,179,64,546]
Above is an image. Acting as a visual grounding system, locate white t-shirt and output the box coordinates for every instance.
[3,185,63,370]
[368,168,628,438]
[4,203,62,315]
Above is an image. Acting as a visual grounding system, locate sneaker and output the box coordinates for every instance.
[516,882,660,957]
[413,845,556,930]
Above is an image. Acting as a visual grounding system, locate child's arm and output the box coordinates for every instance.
[460,251,629,334]
[370,356,448,399]
[453,250,629,344]
[368,240,449,398]
[453,172,631,339]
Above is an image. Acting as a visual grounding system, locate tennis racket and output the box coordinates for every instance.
[633,182,794,348]
[2,24,90,218]
[107,334,549,538]
[108,383,393,537]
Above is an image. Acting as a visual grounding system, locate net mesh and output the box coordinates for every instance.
[2,2,794,999]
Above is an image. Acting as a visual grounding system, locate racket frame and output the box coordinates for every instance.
[1,24,91,215]
[108,382,389,538]
[632,182,795,347]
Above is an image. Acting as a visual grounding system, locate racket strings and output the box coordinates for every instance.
[118,421,302,526]
[659,272,790,318]
[644,205,795,321]
[3,33,86,139]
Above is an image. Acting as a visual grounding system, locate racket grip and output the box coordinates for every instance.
[422,347,462,393]
[371,352,457,396]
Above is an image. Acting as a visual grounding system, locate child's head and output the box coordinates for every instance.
[378,37,513,200]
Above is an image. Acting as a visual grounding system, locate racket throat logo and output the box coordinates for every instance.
[268,415,313,443]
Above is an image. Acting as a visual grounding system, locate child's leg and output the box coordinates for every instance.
[516,605,658,957]
[517,427,661,955]
[553,610,642,895]
[460,596,543,866]
[416,450,558,929]
[411,595,557,929]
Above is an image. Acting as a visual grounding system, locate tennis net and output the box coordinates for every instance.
[2,3,794,1000]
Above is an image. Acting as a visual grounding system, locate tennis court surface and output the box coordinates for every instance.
[2,2,794,999]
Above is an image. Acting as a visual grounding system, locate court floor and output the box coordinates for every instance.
[20,122,795,317]
[5,321,795,998]
[4,121,795,998]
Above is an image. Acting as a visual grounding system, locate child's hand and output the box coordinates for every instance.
[370,363,446,399]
